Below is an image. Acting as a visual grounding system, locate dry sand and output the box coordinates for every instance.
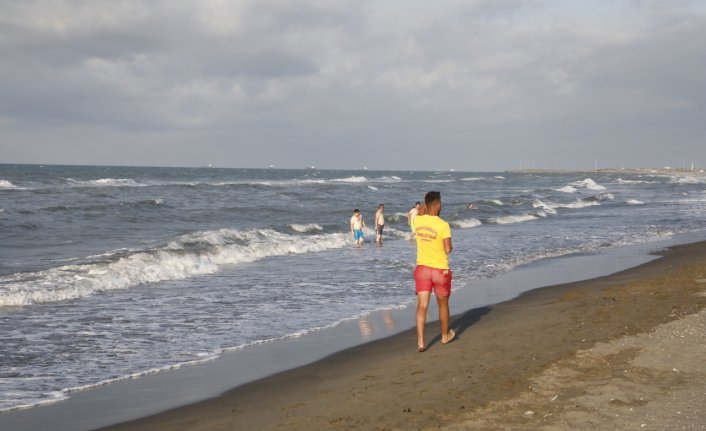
[100,241,706,431]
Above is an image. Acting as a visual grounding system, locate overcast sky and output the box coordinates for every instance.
[1,0,704,171]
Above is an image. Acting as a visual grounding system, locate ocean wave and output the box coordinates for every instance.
[65,178,144,188]
[295,179,327,185]
[570,178,606,191]
[554,200,600,209]
[289,223,324,233]
[532,199,557,215]
[385,212,407,223]
[384,227,412,240]
[367,185,379,191]
[556,185,577,193]
[39,199,165,213]
[669,176,703,184]
[331,176,368,183]
[139,198,164,206]
[461,177,483,181]
[494,176,505,180]
[615,178,652,184]
[586,193,615,202]
[625,199,645,205]
[451,218,482,228]
[0,228,349,306]
[488,214,539,225]
[377,176,402,182]
[0,179,18,189]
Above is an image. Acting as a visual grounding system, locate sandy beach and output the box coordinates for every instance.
[96,240,706,431]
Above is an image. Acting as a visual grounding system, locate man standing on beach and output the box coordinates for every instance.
[350,209,367,245]
[374,204,385,245]
[414,191,454,352]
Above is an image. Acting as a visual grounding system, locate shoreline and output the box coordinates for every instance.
[98,239,706,431]
[1,233,704,430]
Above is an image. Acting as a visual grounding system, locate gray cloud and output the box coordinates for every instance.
[0,0,704,170]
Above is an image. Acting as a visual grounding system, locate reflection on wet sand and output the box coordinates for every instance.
[357,310,397,340]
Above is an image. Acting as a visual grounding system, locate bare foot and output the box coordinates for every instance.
[418,345,426,352]
[441,329,456,344]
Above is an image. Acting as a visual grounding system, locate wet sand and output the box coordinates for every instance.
[99,240,706,431]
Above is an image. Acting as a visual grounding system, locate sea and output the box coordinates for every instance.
[1,164,705,412]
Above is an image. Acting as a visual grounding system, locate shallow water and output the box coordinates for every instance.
[1,164,705,411]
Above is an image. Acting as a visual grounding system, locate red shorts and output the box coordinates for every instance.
[414,265,452,297]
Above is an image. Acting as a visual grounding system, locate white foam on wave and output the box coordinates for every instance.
[451,218,482,229]
[554,200,600,209]
[587,192,614,202]
[367,185,379,191]
[0,352,225,413]
[423,179,454,183]
[384,227,413,240]
[625,199,645,205]
[489,214,539,224]
[385,212,407,223]
[532,199,557,215]
[461,177,483,181]
[289,223,324,233]
[0,228,349,306]
[494,176,505,180]
[615,178,652,184]
[331,176,367,183]
[295,179,327,185]
[488,199,504,206]
[67,178,143,187]
[570,178,606,190]
[0,179,18,188]
[669,176,703,184]
[556,185,577,193]
[1,390,69,413]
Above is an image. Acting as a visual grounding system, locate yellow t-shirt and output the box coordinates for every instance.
[414,215,451,269]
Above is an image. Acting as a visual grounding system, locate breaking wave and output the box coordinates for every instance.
[0,179,18,189]
[570,178,606,191]
[65,178,143,187]
[451,218,482,229]
[488,214,539,225]
[331,176,368,183]
[289,223,324,233]
[0,228,349,306]
[555,200,600,209]
[615,178,652,184]
[668,176,703,184]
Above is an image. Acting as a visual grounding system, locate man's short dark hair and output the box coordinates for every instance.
[415,201,421,206]
[353,209,360,213]
[425,191,441,206]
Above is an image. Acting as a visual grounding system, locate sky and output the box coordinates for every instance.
[0,0,705,171]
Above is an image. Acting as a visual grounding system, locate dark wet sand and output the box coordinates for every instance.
[100,241,706,431]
